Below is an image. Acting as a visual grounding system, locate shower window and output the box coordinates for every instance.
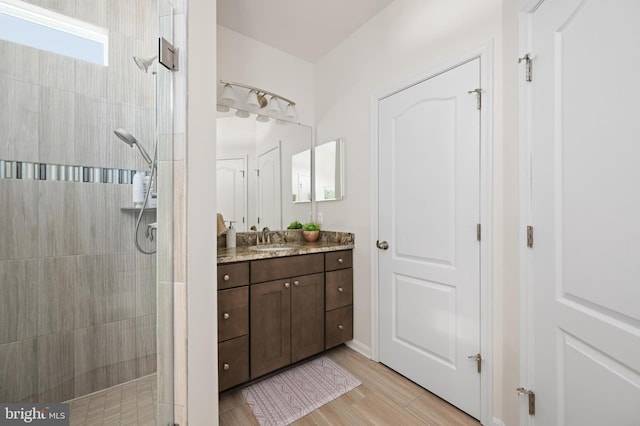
[0,0,108,65]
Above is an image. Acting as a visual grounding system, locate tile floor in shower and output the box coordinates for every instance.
[68,374,156,426]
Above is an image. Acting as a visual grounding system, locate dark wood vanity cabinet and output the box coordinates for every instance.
[250,254,324,378]
[217,249,353,390]
[250,272,325,378]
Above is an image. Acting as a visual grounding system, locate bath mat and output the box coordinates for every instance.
[242,355,361,425]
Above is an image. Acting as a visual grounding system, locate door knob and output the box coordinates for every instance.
[376,240,389,250]
[293,280,300,286]
[284,282,290,288]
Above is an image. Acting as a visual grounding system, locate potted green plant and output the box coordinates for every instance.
[302,222,321,242]
[287,220,303,230]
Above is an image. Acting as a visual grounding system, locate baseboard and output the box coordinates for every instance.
[345,340,372,358]
[492,417,505,426]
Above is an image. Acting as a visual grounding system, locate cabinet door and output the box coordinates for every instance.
[291,272,325,363]
[250,279,291,378]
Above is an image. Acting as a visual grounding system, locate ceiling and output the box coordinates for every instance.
[216,0,395,63]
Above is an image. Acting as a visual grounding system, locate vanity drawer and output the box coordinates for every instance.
[251,253,324,283]
[325,250,352,271]
[218,286,249,342]
[217,262,249,290]
[218,335,249,392]
[325,269,353,311]
[325,306,353,349]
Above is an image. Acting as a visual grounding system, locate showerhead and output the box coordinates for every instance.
[114,128,136,147]
[133,55,157,73]
[114,128,153,165]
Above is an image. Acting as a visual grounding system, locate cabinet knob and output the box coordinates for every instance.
[223,274,230,281]
[293,280,300,287]
[284,282,290,288]
[338,324,344,330]
[223,312,230,320]
[337,287,343,293]
[223,363,230,371]
[337,258,343,264]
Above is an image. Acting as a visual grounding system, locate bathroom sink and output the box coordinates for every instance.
[249,244,298,252]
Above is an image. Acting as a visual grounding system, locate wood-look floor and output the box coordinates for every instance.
[219,345,481,425]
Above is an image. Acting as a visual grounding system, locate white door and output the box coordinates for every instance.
[257,145,281,230]
[216,157,247,231]
[378,58,481,418]
[526,1,640,424]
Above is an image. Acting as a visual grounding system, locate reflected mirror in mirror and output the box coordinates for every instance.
[216,105,312,231]
[314,138,344,201]
[291,149,311,203]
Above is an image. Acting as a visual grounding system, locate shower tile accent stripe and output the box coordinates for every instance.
[0,159,144,184]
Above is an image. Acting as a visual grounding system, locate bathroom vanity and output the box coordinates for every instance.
[216,232,354,392]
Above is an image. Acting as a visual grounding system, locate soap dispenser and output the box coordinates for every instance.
[226,221,236,248]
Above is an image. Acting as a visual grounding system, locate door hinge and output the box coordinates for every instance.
[477,224,481,241]
[526,225,534,248]
[159,37,179,71]
[255,169,260,177]
[467,353,482,373]
[518,53,532,82]
[240,170,245,178]
[468,88,482,110]
[517,388,535,415]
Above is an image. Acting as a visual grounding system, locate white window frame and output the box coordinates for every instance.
[0,0,108,65]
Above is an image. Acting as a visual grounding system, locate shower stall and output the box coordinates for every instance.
[0,0,178,424]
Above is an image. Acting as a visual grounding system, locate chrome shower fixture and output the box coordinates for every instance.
[219,80,298,122]
[133,55,157,73]
[114,128,153,166]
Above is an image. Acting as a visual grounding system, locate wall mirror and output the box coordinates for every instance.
[216,106,312,231]
[314,138,344,201]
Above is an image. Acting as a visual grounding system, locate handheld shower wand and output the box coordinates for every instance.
[113,128,153,166]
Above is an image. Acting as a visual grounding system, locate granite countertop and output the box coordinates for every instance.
[217,230,354,264]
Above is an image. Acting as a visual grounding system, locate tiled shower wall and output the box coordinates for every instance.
[0,0,158,403]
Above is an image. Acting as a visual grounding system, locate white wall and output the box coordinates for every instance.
[217,26,315,126]
[314,0,518,424]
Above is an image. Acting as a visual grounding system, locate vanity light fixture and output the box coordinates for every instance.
[219,80,297,122]
[235,109,250,118]
[246,90,261,110]
[256,114,270,123]
[221,83,236,105]
[283,103,297,121]
[266,96,282,115]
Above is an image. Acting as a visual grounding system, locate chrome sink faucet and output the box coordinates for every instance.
[258,227,270,245]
